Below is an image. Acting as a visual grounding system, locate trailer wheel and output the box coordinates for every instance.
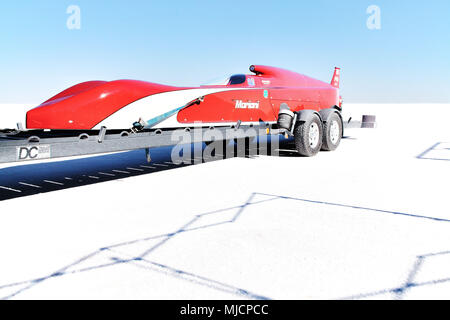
[321,112,342,151]
[294,113,323,157]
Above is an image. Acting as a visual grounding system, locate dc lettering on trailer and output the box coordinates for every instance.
[16,145,51,161]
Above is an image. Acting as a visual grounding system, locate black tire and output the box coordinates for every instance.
[321,112,343,151]
[294,113,323,157]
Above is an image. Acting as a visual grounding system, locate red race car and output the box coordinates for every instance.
[26,65,344,156]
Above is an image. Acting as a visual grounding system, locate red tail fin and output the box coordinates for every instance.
[331,67,340,88]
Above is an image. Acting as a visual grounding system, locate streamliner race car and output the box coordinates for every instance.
[25,65,344,157]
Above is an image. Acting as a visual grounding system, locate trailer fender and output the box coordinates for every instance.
[296,110,323,123]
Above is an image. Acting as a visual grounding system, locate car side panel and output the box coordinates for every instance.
[269,87,339,115]
[177,89,277,123]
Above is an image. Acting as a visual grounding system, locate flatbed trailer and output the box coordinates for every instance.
[0,123,271,166]
[0,115,375,167]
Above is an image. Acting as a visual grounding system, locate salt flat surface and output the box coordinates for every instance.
[0,103,449,300]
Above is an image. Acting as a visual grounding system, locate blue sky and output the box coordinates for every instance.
[0,0,449,103]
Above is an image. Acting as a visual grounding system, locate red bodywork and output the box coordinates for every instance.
[26,80,185,129]
[179,65,340,124]
[26,65,341,130]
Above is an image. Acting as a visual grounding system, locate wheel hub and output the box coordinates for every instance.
[330,120,340,145]
[309,122,320,148]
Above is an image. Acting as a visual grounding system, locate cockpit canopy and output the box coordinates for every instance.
[228,74,246,85]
